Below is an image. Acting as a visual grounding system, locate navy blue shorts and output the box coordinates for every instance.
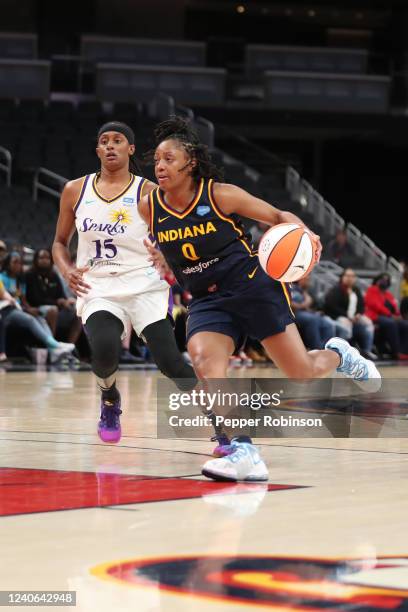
[186,267,295,349]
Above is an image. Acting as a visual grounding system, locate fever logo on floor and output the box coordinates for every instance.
[91,554,408,610]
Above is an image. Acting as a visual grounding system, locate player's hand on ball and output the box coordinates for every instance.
[65,266,91,296]
[144,238,171,278]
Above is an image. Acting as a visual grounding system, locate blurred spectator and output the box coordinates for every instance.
[1,251,53,334]
[324,268,376,360]
[0,320,5,362]
[326,230,356,268]
[229,341,254,368]
[365,273,408,360]
[1,252,27,306]
[290,276,335,349]
[0,240,8,266]
[400,262,408,299]
[25,248,82,346]
[249,221,269,250]
[400,262,408,320]
[0,279,7,363]
[10,243,32,268]
[245,339,268,363]
[0,252,75,361]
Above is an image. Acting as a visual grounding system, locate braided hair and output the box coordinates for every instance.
[152,116,224,183]
[32,248,53,275]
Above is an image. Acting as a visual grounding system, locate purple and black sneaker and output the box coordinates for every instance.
[98,396,122,443]
[211,433,233,458]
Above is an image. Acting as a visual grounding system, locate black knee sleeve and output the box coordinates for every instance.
[142,318,197,391]
[85,311,124,379]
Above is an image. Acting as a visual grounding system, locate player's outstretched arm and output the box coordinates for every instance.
[213,182,322,262]
[52,179,91,296]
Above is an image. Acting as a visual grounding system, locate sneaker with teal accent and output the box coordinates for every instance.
[325,337,381,392]
[202,441,269,482]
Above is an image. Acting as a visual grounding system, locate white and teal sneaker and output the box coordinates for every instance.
[202,441,269,482]
[325,337,381,392]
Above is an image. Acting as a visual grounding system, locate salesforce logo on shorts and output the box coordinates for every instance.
[182,258,219,274]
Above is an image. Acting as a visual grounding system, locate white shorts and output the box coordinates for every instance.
[76,267,171,337]
[78,287,171,338]
[77,287,170,339]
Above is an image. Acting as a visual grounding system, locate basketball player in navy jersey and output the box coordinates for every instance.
[140,116,381,482]
[53,121,196,444]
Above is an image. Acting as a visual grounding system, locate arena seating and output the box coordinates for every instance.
[0,99,154,180]
[0,33,37,59]
[81,35,206,68]
[0,182,56,248]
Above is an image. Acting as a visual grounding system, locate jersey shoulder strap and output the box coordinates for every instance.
[73,174,92,213]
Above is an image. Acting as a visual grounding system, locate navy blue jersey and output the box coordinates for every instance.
[149,178,258,296]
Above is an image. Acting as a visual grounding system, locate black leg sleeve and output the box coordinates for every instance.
[142,318,197,391]
[85,311,124,379]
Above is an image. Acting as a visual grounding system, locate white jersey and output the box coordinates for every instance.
[74,173,168,315]
[75,172,155,277]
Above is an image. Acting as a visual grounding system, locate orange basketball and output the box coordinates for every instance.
[258,223,316,282]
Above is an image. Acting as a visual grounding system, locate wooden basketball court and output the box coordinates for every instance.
[1,363,408,611]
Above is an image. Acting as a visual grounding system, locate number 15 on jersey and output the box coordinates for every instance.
[92,239,118,259]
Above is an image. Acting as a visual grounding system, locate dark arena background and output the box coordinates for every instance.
[1,2,408,611]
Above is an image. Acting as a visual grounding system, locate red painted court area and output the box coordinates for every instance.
[0,468,302,517]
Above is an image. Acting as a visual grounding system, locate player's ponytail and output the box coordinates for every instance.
[154,116,200,146]
[152,116,224,183]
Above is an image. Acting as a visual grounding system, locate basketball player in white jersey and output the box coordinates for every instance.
[52,121,197,443]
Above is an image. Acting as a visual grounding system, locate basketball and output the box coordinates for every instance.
[258,223,316,282]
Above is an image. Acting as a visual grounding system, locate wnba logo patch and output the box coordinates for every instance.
[196,205,210,217]
[91,555,408,609]
[122,197,135,206]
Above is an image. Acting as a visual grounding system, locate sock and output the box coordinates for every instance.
[327,346,342,368]
[207,410,224,437]
[96,372,117,389]
[98,382,120,403]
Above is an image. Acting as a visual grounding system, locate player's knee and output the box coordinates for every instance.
[154,352,196,390]
[188,346,208,372]
[143,318,197,389]
[85,311,123,377]
[89,335,121,378]
[155,351,180,377]
[189,348,226,378]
